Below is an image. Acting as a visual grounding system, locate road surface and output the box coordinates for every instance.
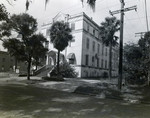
[0,82,150,118]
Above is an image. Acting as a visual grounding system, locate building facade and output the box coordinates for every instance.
[0,51,27,73]
[40,12,118,78]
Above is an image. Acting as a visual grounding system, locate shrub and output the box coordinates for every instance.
[50,62,78,78]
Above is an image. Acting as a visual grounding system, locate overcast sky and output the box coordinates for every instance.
[0,0,150,51]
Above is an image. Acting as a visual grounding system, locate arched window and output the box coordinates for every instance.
[67,53,75,64]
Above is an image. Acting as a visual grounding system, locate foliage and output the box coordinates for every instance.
[81,0,96,12]
[50,62,78,78]
[0,4,9,21]
[2,13,48,80]
[6,0,96,11]
[99,17,120,79]
[50,21,72,75]
[124,32,150,85]
[50,21,72,52]
[0,4,10,41]
[99,17,120,46]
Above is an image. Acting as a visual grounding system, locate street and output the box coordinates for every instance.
[0,82,150,118]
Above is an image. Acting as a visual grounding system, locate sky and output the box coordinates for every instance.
[0,0,150,51]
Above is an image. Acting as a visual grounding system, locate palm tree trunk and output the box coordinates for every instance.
[15,57,17,72]
[109,41,112,80]
[36,59,38,70]
[57,50,60,77]
[27,57,31,80]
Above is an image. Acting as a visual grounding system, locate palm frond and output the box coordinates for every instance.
[87,0,96,12]
[26,0,29,11]
[45,0,50,10]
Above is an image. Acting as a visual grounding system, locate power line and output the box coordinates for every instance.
[136,12,146,31]
[124,27,134,41]
[124,14,140,32]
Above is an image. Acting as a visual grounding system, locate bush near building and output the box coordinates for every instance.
[50,62,78,78]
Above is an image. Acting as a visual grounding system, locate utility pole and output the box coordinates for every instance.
[144,0,150,85]
[144,0,149,31]
[135,32,146,38]
[110,1,137,90]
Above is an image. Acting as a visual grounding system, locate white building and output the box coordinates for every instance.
[40,12,118,78]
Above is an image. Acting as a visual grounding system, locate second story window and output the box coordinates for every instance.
[71,23,75,30]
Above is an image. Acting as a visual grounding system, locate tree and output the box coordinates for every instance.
[49,21,73,77]
[2,13,48,80]
[99,17,120,80]
[32,34,48,70]
[123,43,146,85]
[123,32,150,85]
[0,4,10,41]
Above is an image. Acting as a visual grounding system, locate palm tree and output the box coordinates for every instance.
[99,17,120,80]
[50,21,73,77]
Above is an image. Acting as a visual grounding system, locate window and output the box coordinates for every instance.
[10,66,13,71]
[67,53,75,64]
[105,60,107,69]
[85,55,89,66]
[46,29,50,36]
[92,56,94,62]
[87,24,89,32]
[71,23,75,30]
[105,48,107,56]
[71,36,75,42]
[69,36,75,47]
[97,58,99,67]
[86,38,89,49]
[101,59,103,68]
[45,41,49,48]
[69,41,71,47]
[1,65,4,70]
[93,29,95,36]
[93,41,95,51]
[102,45,104,55]
[92,56,95,67]
[2,58,5,62]
[69,59,74,64]
[97,44,100,53]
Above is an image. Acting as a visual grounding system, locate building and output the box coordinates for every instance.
[40,12,118,78]
[0,51,27,73]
